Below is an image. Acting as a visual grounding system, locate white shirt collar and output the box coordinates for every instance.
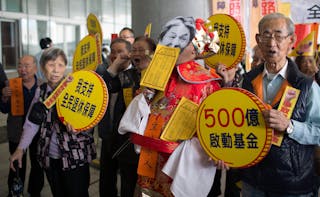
[124,63,133,71]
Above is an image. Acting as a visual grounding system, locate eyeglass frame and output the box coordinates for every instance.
[257,32,292,43]
[17,63,35,70]
[120,35,134,39]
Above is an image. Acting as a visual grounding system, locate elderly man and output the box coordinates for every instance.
[119,27,135,44]
[239,13,320,196]
[1,55,44,197]
[98,38,141,197]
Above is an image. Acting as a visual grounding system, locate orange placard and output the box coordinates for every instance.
[137,114,164,178]
[197,88,273,168]
[249,0,262,49]
[9,78,24,116]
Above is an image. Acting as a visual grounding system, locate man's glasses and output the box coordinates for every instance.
[258,33,291,43]
[131,48,147,53]
[18,64,33,69]
[120,36,134,39]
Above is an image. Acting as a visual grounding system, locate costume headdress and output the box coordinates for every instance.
[192,18,220,57]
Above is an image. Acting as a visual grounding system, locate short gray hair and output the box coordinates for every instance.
[40,47,67,69]
[258,13,295,35]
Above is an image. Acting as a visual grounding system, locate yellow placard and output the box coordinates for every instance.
[56,70,108,132]
[140,45,180,91]
[72,34,102,72]
[272,86,300,146]
[204,14,246,69]
[87,13,103,45]
[160,97,198,142]
[197,88,273,168]
[290,30,317,57]
[123,88,133,107]
[9,78,24,116]
[144,23,152,38]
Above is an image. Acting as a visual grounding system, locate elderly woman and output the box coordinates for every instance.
[9,48,96,197]
[295,54,320,86]
[131,36,156,72]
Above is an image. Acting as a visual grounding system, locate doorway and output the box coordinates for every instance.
[1,20,19,70]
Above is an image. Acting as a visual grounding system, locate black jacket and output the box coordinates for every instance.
[241,58,316,194]
[97,67,140,164]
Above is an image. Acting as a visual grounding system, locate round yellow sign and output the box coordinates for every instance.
[197,88,272,168]
[204,14,246,69]
[87,13,103,45]
[56,70,108,132]
[72,34,102,72]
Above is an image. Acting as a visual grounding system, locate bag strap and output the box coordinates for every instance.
[39,83,47,102]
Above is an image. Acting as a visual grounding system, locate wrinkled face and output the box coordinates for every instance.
[43,55,67,88]
[131,40,152,71]
[17,56,37,82]
[298,56,318,77]
[256,18,295,70]
[109,42,131,71]
[119,30,134,44]
[110,42,130,62]
[160,24,190,49]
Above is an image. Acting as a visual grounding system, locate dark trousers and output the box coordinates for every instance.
[207,169,241,197]
[8,141,27,195]
[224,169,241,197]
[118,161,138,197]
[99,138,119,197]
[45,158,90,197]
[27,132,44,197]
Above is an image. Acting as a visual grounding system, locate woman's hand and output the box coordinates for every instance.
[9,148,24,171]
